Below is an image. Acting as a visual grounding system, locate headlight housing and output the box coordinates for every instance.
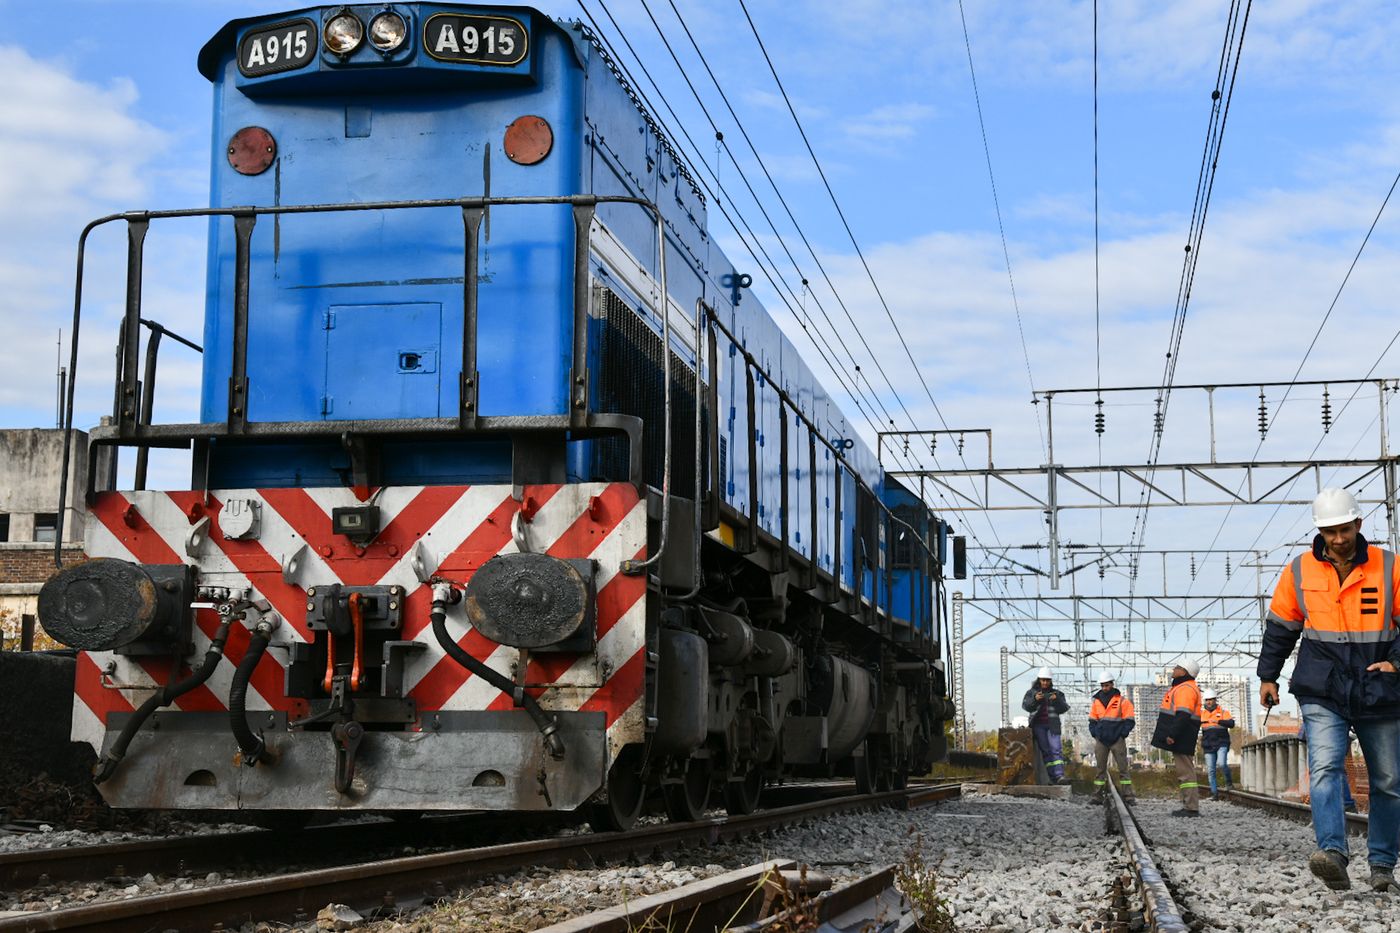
[368,11,408,52]
[323,11,364,55]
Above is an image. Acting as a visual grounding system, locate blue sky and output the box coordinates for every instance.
[3,1,1400,731]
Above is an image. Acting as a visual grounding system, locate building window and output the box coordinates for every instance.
[0,513,8,542]
[33,513,58,543]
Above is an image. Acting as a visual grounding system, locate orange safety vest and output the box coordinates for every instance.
[1090,693,1135,723]
[1160,680,1202,721]
[1269,543,1399,641]
[1201,705,1233,730]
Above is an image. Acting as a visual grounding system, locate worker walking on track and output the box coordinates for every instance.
[1258,487,1400,893]
[1151,659,1203,817]
[1022,667,1070,785]
[1088,671,1135,804]
[1200,689,1236,800]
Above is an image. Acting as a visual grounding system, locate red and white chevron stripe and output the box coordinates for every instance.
[74,482,648,762]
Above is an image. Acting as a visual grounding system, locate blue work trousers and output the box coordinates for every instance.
[1032,723,1065,781]
[1301,703,1400,869]
[1204,746,1232,795]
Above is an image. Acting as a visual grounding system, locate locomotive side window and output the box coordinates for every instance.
[238,20,317,77]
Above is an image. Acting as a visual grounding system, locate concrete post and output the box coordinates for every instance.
[1241,746,1253,791]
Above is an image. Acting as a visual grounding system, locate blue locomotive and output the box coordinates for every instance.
[39,3,959,827]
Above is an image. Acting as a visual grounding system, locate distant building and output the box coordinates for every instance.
[1264,712,1302,736]
[0,428,109,622]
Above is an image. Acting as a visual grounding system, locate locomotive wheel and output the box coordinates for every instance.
[591,745,646,832]
[723,767,763,816]
[663,758,711,823]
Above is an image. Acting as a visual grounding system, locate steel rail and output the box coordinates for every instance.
[0,811,548,891]
[0,781,883,891]
[1224,787,1368,834]
[0,784,961,933]
[1106,783,1188,933]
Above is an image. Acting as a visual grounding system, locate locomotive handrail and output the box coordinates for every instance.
[56,193,671,567]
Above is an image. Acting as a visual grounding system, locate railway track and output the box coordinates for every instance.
[0,784,960,933]
[1223,787,1368,834]
[1103,785,1188,933]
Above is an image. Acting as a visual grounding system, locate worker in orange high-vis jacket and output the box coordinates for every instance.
[1088,671,1135,804]
[1258,487,1400,893]
[1199,689,1235,800]
[1151,658,1202,817]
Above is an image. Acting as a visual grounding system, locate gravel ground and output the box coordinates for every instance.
[11,790,1400,932]
[1136,796,1400,933]
[0,819,247,855]
[362,791,1129,933]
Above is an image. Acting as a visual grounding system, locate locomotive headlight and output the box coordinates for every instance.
[368,11,407,52]
[323,11,364,55]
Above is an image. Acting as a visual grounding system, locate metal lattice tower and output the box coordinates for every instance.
[952,591,966,747]
[999,646,1009,728]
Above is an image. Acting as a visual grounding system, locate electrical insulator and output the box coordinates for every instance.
[1225,556,1232,578]
[1258,388,1269,439]
[957,432,965,455]
[1190,554,1197,579]
[929,435,937,455]
[1153,399,1164,437]
[1098,563,1105,580]
[902,434,910,456]
[1321,386,1332,434]
[1094,398,1105,435]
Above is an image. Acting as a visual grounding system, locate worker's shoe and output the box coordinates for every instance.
[1309,849,1351,890]
[1169,808,1200,818]
[1369,866,1397,892]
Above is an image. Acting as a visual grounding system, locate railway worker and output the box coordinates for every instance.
[1088,671,1136,804]
[1150,658,1203,817]
[1258,487,1400,892]
[1199,689,1236,800]
[1022,667,1071,784]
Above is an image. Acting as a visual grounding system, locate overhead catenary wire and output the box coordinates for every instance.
[1121,0,1253,625]
[737,0,1047,467]
[1180,165,1400,606]
[573,0,1031,585]
[628,0,1014,546]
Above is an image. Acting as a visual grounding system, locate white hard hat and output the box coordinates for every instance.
[1179,659,1201,678]
[1037,667,1053,680]
[1313,487,1361,528]
[1201,689,1217,700]
[1097,671,1115,685]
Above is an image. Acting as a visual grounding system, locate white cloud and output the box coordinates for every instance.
[0,45,204,481]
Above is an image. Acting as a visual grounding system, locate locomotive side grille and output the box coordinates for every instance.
[592,286,707,498]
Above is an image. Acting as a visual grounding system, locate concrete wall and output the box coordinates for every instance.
[0,428,107,543]
[0,429,107,625]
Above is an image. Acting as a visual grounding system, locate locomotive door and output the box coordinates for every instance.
[321,302,443,419]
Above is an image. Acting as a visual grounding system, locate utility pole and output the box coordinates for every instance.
[999,646,1009,728]
[952,591,966,747]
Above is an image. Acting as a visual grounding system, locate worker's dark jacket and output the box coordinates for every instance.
[1088,688,1135,746]
[1150,676,1202,755]
[1257,534,1400,720]
[1021,686,1068,734]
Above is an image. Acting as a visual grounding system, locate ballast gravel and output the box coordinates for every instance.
[369,792,1400,933]
[10,789,1400,931]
